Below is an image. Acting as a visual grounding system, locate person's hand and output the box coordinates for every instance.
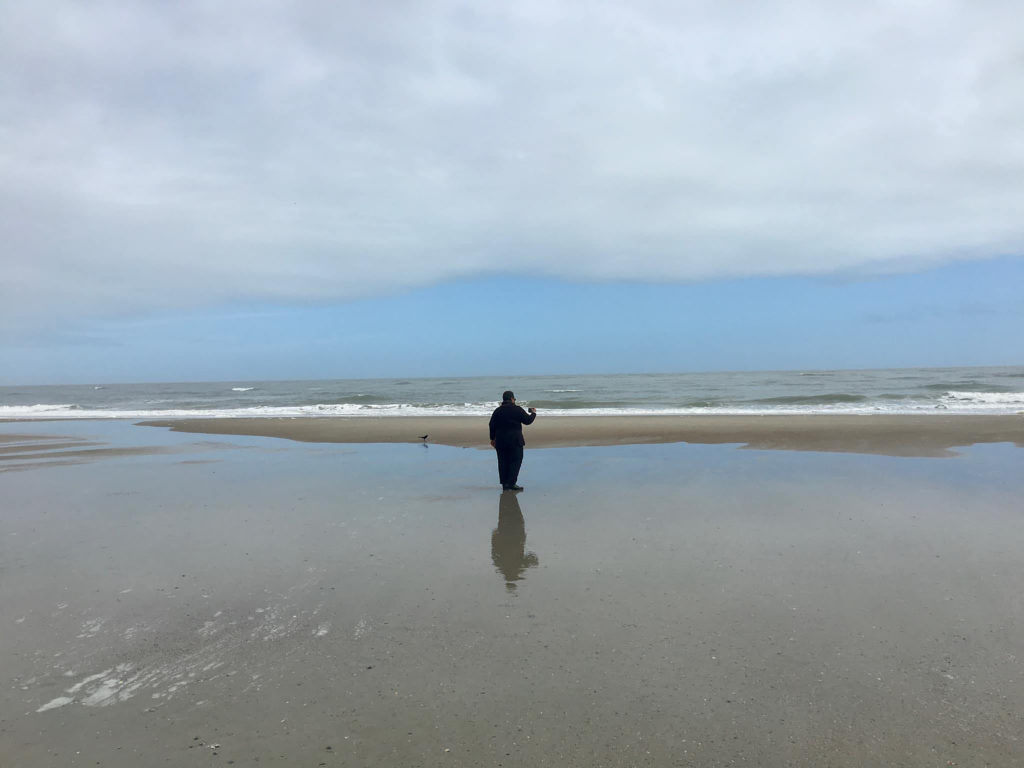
[490,439,496,448]
[528,407,536,414]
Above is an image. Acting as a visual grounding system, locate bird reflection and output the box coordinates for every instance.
[491,492,539,592]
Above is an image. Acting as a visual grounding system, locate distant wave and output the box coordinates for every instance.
[747,393,869,406]
[681,400,726,408]
[0,404,82,415]
[920,380,1012,392]
[526,399,631,410]
[545,389,582,393]
[231,387,255,392]
[321,393,394,404]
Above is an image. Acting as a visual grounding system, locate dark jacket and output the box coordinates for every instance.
[489,403,537,447]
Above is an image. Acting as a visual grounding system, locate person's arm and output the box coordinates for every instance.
[519,406,537,425]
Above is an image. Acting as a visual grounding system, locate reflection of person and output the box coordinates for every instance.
[491,491,539,592]
[488,390,537,491]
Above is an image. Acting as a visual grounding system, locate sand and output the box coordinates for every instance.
[2,420,1023,766]
[139,413,1024,457]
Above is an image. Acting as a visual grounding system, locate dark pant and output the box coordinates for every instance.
[496,443,524,488]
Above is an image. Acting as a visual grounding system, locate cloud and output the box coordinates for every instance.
[2,0,1023,326]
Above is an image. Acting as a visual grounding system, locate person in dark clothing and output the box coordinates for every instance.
[488,390,537,491]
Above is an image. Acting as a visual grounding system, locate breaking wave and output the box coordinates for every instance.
[3,390,1023,420]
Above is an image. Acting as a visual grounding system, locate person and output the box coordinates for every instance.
[488,390,537,491]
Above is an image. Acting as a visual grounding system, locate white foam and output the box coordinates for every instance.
[0,402,503,419]
[940,391,1024,409]
[1,404,80,416]
[231,387,255,392]
[4,392,1024,420]
[66,669,113,694]
[36,696,73,713]
[80,676,125,707]
[27,592,330,714]
[76,618,105,638]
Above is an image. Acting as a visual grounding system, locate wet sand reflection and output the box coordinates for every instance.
[491,492,538,591]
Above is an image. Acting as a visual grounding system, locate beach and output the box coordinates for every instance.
[140,413,1024,457]
[2,418,1023,766]
[6,0,1024,761]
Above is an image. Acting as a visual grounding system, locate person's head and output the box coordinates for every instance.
[502,390,515,404]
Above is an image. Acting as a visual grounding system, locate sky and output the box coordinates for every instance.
[2,1,1022,383]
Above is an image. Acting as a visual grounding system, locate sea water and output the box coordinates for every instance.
[3,366,1023,419]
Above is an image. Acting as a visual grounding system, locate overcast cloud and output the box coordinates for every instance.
[2,0,1022,326]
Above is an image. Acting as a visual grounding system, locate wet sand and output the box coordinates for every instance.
[2,421,1024,766]
[139,413,1024,457]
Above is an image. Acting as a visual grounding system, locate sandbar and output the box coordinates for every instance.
[139,413,1024,457]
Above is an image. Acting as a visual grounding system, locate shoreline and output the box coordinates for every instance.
[134,414,1024,457]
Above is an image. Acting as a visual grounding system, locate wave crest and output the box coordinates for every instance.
[748,393,869,406]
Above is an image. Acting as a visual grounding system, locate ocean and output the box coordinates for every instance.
[2,366,1023,419]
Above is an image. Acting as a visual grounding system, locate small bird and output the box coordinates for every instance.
[418,434,429,442]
